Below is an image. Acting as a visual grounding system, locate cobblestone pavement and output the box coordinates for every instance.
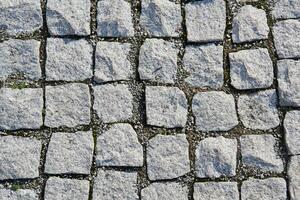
[0,0,299,199]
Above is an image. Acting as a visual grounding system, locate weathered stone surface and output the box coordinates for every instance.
[0,136,41,180]
[140,0,182,37]
[194,182,239,200]
[93,84,133,123]
[96,123,143,167]
[241,178,287,200]
[277,59,300,106]
[195,136,237,178]
[46,38,93,81]
[229,48,273,90]
[97,0,134,37]
[147,134,190,180]
[95,42,132,83]
[93,170,138,200]
[240,134,284,173]
[284,111,300,155]
[146,86,188,128]
[141,182,188,200]
[45,177,89,200]
[0,189,38,200]
[192,91,238,131]
[273,19,300,59]
[46,0,90,35]
[288,156,300,200]
[45,83,91,128]
[139,39,178,84]
[183,44,224,89]
[0,0,42,35]
[238,89,280,130]
[232,5,269,43]
[272,0,300,20]
[0,88,43,130]
[45,131,94,175]
[185,0,226,42]
[0,39,41,80]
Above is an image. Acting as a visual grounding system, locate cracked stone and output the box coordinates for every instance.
[288,156,300,200]
[147,134,190,180]
[183,44,224,89]
[232,5,269,43]
[93,170,138,200]
[96,123,143,167]
[192,91,238,131]
[229,48,273,90]
[93,84,133,123]
[0,189,38,200]
[45,83,91,128]
[241,178,287,200]
[238,89,280,130]
[240,134,284,173]
[0,136,41,180]
[95,42,132,83]
[139,39,178,84]
[97,0,134,37]
[45,131,94,175]
[284,111,300,155]
[0,39,41,81]
[46,0,90,35]
[185,0,226,42]
[140,0,182,37]
[45,177,89,200]
[272,0,300,20]
[195,136,237,178]
[194,182,239,200]
[273,19,300,59]
[0,88,43,130]
[277,59,300,106]
[146,86,188,128]
[46,38,93,81]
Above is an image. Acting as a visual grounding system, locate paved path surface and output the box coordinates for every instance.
[0,0,299,199]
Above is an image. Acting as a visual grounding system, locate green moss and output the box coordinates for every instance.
[11,82,28,89]
[10,183,22,191]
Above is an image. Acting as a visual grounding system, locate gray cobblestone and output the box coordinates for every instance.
[0,189,38,200]
[284,111,300,155]
[288,156,300,200]
[272,0,300,20]
[194,182,239,200]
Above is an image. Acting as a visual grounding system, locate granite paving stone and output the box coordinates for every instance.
[284,111,300,155]
[194,182,239,200]
[272,0,300,20]
[0,189,38,200]
[288,156,300,200]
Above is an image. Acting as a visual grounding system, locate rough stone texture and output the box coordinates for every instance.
[288,156,300,200]
[141,182,188,200]
[147,134,190,180]
[46,38,93,81]
[93,84,133,123]
[95,42,132,83]
[146,86,188,128]
[46,0,90,35]
[45,177,89,200]
[241,178,287,200]
[284,111,300,155]
[93,170,138,200]
[277,59,300,107]
[96,123,143,167]
[194,182,239,200]
[45,83,91,128]
[0,88,43,130]
[139,39,178,84]
[185,0,226,42]
[0,0,42,35]
[0,136,41,180]
[97,0,134,37]
[273,19,300,59]
[192,91,238,131]
[45,131,94,175]
[240,134,284,173]
[140,0,182,37]
[232,5,269,43]
[272,0,300,20]
[183,44,224,89]
[238,89,280,130]
[195,136,237,178]
[0,39,41,80]
[0,189,38,200]
[229,48,273,90]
